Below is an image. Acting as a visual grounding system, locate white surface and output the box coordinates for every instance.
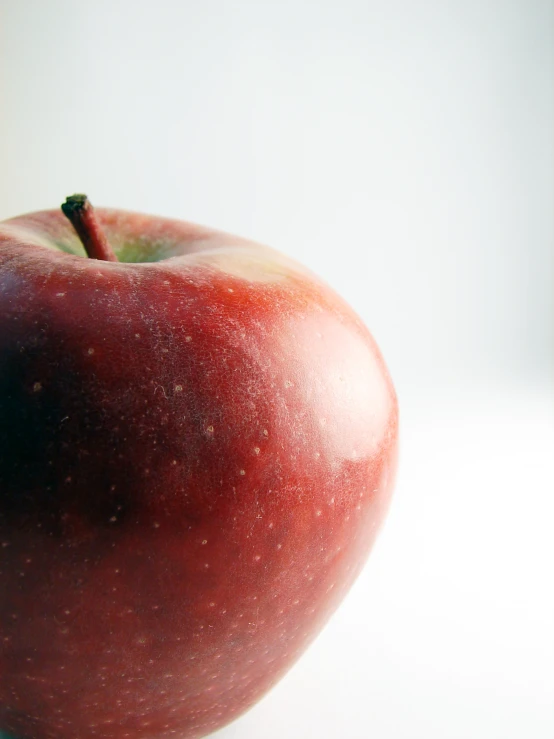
[211,384,554,738]
[0,1,553,737]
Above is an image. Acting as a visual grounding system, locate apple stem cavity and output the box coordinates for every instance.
[61,194,118,262]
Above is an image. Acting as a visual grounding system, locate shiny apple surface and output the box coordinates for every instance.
[0,209,398,739]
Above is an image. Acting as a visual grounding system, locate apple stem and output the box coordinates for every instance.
[61,194,118,262]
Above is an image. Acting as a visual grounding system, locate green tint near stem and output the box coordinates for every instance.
[52,237,177,263]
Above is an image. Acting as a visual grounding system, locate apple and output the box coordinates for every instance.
[0,196,398,739]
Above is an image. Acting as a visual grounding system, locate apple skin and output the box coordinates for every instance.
[0,207,398,739]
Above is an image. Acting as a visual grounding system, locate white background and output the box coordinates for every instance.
[1,1,553,737]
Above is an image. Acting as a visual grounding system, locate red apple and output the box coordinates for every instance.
[0,196,398,739]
